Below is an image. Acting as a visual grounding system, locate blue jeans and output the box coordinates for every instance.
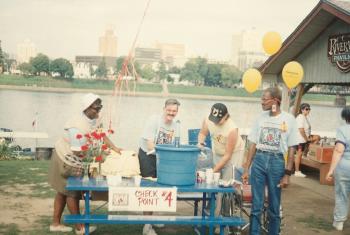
[250,152,284,235]
[334,157,350,222]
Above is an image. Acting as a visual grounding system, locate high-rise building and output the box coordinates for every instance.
[155,42,186,67]
[17,39,37,63]
[231,29,267,71]
[134,47,161,65]
[99,26,117,57]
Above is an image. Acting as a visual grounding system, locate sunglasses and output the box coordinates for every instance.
[91,105,103,112]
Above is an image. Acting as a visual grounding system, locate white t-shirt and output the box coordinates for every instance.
[139,115,179,152]
[296,114,311,144]
[248,111,299,154]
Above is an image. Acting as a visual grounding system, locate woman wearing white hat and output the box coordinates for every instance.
[48,93,121,234]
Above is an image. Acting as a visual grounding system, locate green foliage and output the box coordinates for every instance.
[115,56,142,76]
[95,58,108,78]
[180,58,204,85]
[0,41,4,73]
[18,62,34,75]
[157,60,168,81]
[51,58,74,78]
[139,64,155,80]
[221,65,242,87]
[0,140,18,160]
[30,53,50,75]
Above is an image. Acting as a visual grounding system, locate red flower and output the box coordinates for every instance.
[78,154,84,158]
[76,134,83,139]
[108,129,114,134]
[91,131,101,140]
[84,133,91,139]
[81,144,89,151]
[95,155,103,162]
[101,144,108,150]
[100,132,106,138]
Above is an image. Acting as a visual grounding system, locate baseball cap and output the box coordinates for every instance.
[208,103,228,124]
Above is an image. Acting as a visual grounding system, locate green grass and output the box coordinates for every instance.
[296,215,333,232]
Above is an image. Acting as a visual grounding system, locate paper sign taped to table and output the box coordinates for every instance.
[108,187,177,212]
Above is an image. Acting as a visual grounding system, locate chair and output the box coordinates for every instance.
[188,128,212,149]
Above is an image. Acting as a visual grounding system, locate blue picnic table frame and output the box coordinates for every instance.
[64,177,245,235]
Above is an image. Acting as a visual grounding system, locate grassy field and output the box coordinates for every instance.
[0,74,348,103]
[0,160,199,235]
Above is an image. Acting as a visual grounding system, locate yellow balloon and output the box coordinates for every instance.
[282,61,304,89]
[262,31,282,55]
[242,68,262,93]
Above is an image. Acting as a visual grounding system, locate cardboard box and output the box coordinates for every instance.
[307,144,334,163]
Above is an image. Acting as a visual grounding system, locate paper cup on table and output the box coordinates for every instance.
[107,175,122,186]
[213,172,220,185]
[134,175,142,186]
[206,168,213,184]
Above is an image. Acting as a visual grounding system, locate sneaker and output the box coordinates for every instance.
[75,225,97,235]
[49,225,73,232]
[333,221,344,231]
[153,224,164,228]
[294,171,306,178]
[143,224,158,235]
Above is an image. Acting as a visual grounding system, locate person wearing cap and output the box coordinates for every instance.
[48,93,121,234]
[138,98,180,235]
[242,87,298,235]
[294,103,320,177]
[198,102,245,231]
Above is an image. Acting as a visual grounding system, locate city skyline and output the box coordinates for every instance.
[1,0,319,61]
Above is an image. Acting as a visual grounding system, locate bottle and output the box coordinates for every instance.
[174,120,181,147]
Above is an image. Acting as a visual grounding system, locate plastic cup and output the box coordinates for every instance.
[134,175,142,186]
[206,168,213,184]
[107,175,122,186]
[213,172,221,185]
[197,170,205,183]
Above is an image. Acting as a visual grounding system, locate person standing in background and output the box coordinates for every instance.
[326,106,350,231]
[294,103,320,177]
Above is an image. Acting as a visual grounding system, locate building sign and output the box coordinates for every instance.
[108,187,177,212]
[328,33,350,73]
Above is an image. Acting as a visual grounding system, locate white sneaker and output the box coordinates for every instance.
[49,225,73,232]
[294,171,306,178]
[333,221,344,231]
[143,224,158,235]
[75,225,97,235]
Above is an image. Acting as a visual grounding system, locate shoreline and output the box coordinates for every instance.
[0,84,336,107]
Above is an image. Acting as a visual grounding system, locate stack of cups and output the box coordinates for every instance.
[206,168,213,184]
[196,170,205,183]
[213,172,221,185]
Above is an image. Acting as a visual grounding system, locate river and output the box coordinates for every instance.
[0,89,345,151]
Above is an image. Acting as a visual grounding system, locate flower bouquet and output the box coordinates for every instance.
[76,129,111,182]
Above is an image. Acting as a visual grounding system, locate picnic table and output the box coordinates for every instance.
[64,177,245,235]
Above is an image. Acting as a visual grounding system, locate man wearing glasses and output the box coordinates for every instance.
[242,87,298,235]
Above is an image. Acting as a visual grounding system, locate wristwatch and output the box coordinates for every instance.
[284,169,292,176]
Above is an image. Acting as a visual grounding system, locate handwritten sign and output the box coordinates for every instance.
[108,187,177,212]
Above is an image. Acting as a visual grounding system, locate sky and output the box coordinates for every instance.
[0,0,320,61]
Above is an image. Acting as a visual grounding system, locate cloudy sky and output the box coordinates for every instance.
[0,0,320,60]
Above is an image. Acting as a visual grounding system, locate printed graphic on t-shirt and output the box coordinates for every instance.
[155,127,175,144]
[257,122,282,152]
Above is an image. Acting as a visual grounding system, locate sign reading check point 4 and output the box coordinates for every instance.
[108,187,177,212]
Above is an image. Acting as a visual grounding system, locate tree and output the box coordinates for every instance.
[115,56,141,76]
[205,64,222,87]
[30,53,50,75]
[95,58,108,78]
[157,60,167,81]
[0,40,4,73]
[221,65,242,88]
[139,64,155,80]
[18,62,34,76]
[180,57,207,85]
[51,58,74,78]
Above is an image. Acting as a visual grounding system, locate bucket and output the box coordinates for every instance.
[155,144,200,186]
[35,147,53,160]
